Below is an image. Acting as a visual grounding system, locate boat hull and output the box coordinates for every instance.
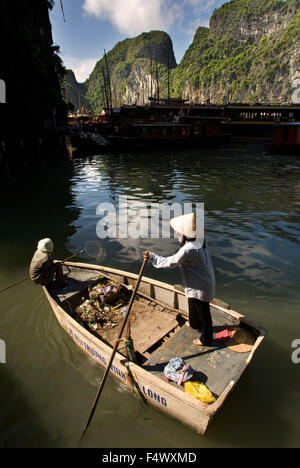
[43,262,266,435]
[265,143,300,155]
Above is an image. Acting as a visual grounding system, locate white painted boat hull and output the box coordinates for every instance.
[43,262,266,435]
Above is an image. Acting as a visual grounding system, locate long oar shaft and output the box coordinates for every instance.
[79,258,148,444]
[0,277,30,294]
[0,249,86,295]
[61,250,86,264]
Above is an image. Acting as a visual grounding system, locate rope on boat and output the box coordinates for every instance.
[125,361,153,425]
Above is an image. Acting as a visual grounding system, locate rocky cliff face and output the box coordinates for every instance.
[172,0,300,104]
[209,0,295,41]
[85,31,176,112]
[67,0,300,109]
[0,0,67,134]
[65,70,88,112]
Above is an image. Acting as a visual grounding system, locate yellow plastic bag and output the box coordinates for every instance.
[184,381,216,404]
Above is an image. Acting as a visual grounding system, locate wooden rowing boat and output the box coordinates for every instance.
[43,261,267,435]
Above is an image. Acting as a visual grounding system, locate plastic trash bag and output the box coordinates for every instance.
[184,381,216,404]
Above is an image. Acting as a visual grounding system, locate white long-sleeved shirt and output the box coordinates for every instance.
[149,240,216,302]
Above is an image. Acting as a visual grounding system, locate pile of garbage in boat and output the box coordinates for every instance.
[74,278,129,334]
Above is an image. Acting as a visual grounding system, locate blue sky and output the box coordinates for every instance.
[50,0,227,82]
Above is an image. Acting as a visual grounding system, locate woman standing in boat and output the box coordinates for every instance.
[144,213,215,347]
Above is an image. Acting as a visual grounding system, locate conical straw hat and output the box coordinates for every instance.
[225,328,255,353]
[170,213,196,239]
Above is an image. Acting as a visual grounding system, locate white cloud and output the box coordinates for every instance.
[63,56,98,82]
[82,1,223,38]
[176,0,223,39]
[79,0,225,64]
[186,0,223,12]
[82,0,179,36]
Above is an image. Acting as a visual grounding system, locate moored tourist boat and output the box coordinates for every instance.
[43,261,266,435]
[109,102,229,148]
[127,118,227,147]
[265,122,300,155]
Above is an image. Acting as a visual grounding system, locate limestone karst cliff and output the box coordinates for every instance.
[0,0,67,135]
[65,70,88,112]
[173,0,300,103]
[86,31,176,112]
[65,0,300,110]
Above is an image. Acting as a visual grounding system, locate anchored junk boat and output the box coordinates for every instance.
[66,99,230,154]
[265,122,300,155]
[109,100,229,148]
[43,261,266,435]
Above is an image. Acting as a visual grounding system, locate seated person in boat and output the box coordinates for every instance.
[29,238,65,288]
[144,213,215,347]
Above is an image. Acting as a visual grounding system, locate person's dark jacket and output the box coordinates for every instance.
[29,250,54,284]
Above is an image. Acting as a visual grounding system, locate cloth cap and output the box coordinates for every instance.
[170,213,196,239]
[37,238,54,253]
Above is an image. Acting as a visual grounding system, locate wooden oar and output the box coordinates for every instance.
[61,250,86,265]
[78,257,148,445]
[0,276,30,294]
[0,250,86,295]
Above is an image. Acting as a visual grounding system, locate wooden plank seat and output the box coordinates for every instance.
[130,300,179,356]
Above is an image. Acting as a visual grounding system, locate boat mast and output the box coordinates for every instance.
[167,53,170,103]
[59,0,66,22]
[104,50,113,111]
[78,90,81,112]
[101,65,109,110]
[150,52,153,99]
[155,52,159,102]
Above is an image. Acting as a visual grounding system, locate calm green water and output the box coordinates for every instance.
[0,143,300,448]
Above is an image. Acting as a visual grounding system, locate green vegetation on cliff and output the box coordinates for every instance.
[66,0,299,109]
[210,0,286,36]
[171,0,300,103]
[65,70,88,112]
[86,31,177,112]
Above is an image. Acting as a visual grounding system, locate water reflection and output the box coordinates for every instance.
[69,146,300,298]
[1,144,300,448]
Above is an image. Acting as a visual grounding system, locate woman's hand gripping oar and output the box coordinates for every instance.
[78,256,148,446]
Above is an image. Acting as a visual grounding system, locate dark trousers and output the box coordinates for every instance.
[41,262,64,288]
[188,298,213,346]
